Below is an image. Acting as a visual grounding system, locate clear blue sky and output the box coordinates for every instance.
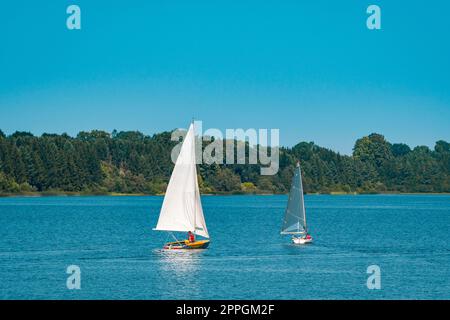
[0,0,449,154]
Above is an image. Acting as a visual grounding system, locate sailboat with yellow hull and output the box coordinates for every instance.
[153,122,210,250]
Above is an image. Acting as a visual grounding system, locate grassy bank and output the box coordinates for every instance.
[1,191,449,198]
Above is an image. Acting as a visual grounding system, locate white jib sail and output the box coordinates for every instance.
[281,163,307,235]
[154,123,209,238]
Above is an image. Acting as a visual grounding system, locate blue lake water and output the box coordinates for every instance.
[0,195,449,300]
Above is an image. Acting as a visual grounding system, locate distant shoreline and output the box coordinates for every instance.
[1,191,449,198]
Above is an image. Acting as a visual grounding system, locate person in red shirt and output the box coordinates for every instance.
[188,231,195,243]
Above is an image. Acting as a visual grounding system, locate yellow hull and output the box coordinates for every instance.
[163,240,210,250]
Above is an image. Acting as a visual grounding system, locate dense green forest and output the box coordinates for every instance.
[0,128,449,195]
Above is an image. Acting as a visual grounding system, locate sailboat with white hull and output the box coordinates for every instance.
[281,162,313,245]
[153,122,210,250]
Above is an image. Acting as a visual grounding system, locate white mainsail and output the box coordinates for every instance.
[154,123,209,238]
[281,162,307,235]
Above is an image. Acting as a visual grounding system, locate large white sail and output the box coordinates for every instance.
[281,163,307,235]
[154,123,209,238]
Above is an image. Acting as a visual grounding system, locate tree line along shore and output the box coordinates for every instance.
[0,129,449,195]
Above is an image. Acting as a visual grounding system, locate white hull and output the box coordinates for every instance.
[292,237,313,245]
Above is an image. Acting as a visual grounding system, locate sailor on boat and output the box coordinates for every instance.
[188,231,195,243]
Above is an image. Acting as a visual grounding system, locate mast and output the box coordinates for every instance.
[298,161,307,233]
[192,119,197,234]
